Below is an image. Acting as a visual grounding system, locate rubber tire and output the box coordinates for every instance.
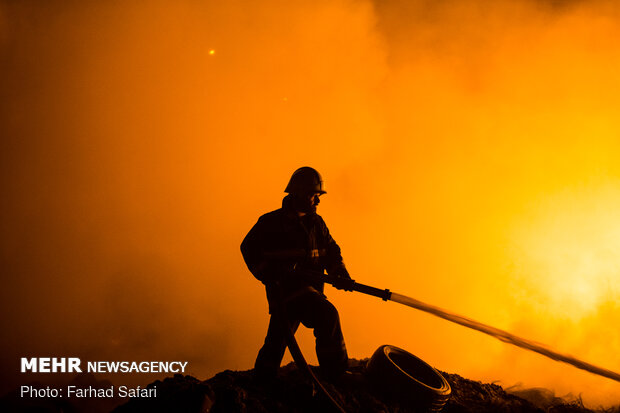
[366,345,451,412]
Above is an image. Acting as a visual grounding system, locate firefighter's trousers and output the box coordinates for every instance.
[255,290,348,379]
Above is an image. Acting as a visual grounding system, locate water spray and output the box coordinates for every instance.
[299,269,620,384]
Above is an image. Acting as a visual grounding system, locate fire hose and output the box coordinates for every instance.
[274,269,620,412]
[295,269,620,384]
[271,283,347,413]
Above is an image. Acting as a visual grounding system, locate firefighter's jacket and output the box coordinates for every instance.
[241,195,348,309]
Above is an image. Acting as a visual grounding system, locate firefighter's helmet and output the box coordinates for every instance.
[284,167,326,194]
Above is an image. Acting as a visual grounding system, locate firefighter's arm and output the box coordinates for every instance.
[241,218,271,283]
[241,221,298,284]
[320,219,354,290]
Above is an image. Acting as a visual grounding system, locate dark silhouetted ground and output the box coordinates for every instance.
[114,359,619,413]
[3,360,618,412]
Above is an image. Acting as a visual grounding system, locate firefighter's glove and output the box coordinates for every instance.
[332,276,355,291]
[330,267,355,291]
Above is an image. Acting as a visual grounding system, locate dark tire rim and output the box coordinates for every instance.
[366,345,451,412]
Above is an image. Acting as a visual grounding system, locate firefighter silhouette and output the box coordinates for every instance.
[241,167,352,380]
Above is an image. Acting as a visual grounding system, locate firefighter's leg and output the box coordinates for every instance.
[254,314,300,379]
[297,292,348,379]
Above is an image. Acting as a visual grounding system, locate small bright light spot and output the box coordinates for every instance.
[209,50,216,55]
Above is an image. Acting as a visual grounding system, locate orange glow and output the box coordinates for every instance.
[509,186,620,321]
[1,0,620,408]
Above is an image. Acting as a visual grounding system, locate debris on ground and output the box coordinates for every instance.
[113,359,617,413]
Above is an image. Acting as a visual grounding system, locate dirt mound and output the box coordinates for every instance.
[114,359,609,413]
[3,359,613,412]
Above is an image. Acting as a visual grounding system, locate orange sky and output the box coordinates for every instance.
[1,0,619,408]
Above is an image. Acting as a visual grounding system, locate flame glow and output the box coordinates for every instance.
[1,0,620,408]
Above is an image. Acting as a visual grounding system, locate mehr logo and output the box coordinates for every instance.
[21,358,82,373]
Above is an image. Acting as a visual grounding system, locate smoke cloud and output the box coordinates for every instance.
[1,0,619,407]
